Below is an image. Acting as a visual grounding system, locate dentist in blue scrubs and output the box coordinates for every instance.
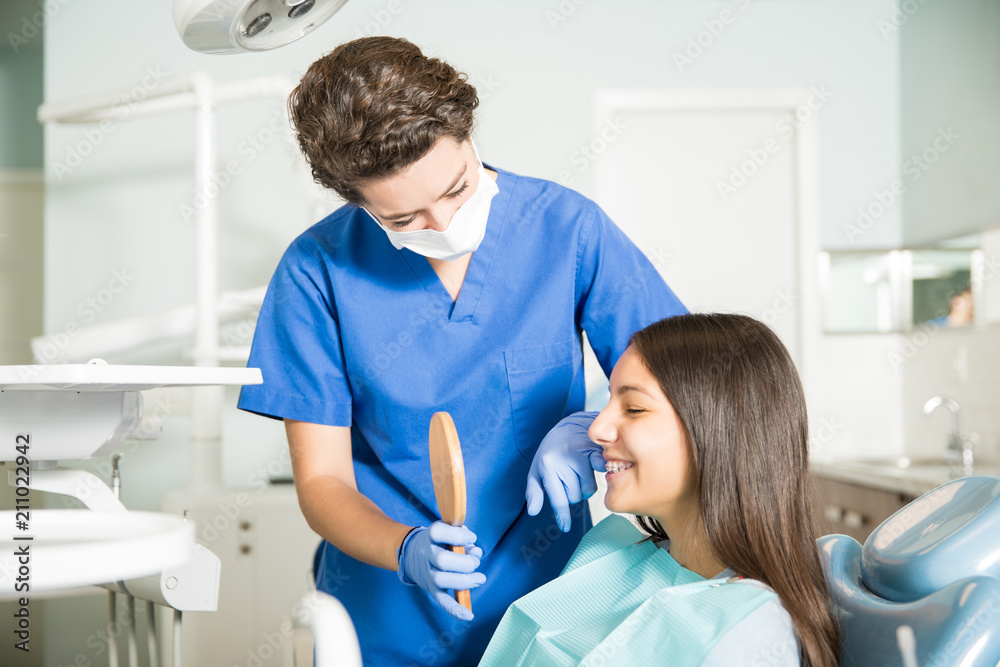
[238,36,686,666]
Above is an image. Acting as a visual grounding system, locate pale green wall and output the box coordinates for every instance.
[0,50,43,169]
[0,0,44,169]
[900,0,1000,245]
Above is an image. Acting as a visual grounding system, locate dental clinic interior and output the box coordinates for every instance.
[1,0,999,666]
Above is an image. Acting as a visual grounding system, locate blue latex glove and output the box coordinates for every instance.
[397,521,486,621]
[525,411,606,532]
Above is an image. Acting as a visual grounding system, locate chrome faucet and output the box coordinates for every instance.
[922,395,974,471]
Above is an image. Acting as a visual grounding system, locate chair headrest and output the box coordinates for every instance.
[819,532,1000,667]
[861,476,1000,602]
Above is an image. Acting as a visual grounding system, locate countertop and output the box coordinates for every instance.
[812,458,1000,497]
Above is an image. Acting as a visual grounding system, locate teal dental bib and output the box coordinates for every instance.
[480,515,777,666]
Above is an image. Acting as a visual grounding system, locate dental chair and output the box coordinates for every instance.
[285,590,363,667]
[819,475,1000,667]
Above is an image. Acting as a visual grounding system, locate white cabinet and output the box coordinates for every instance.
[160,484,320,667]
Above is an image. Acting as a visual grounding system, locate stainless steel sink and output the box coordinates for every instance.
[815,401,1000,496]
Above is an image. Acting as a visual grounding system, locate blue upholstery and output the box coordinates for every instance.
[819,476,1000,667]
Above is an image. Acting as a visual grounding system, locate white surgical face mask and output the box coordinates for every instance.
[364,141,499,261]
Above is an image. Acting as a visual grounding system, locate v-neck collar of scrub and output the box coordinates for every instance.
[399,163,512,324]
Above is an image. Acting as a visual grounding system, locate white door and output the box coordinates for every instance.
[592,89,822,365]
[585,91,822,523]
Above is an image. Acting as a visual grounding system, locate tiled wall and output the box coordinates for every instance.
[901,326,1000,463]
[0,170,43,364]
[899,228,1000,463]
[804,333,906,462]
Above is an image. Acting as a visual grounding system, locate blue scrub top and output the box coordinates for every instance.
[238,165,687,665]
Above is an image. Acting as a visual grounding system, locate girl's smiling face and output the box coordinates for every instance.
[589,346,697,525]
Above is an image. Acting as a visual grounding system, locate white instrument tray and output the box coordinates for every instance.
[0,364,262,392]
[0,509,194,598]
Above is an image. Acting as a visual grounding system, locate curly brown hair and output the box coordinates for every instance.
[288,36,480,204]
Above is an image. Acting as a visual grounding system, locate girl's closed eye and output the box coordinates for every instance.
[391,216,416,229]
[625,407,646,415]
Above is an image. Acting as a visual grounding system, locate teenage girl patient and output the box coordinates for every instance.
[480,313,841,667]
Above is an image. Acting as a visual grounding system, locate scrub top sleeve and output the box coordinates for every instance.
[237,242,353,427]
[574,203,687,377]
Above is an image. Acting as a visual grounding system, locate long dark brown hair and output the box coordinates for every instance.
[629,313,840,667]
[288,36,479,204]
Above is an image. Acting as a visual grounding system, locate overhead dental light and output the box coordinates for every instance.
[174,0,350,54]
